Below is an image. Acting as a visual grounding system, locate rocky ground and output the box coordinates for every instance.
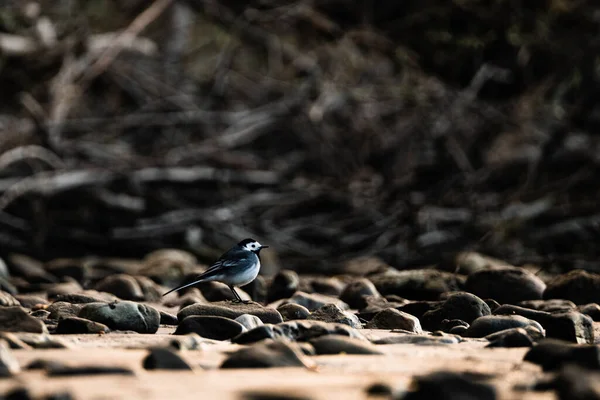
[2,250,600,399]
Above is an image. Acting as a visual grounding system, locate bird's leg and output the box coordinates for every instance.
[228,286,251,304]
[229,286,243,303]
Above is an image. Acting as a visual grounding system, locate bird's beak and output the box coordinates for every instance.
[261,245,269,249]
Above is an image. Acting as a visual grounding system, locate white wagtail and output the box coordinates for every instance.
[162,238,268,302]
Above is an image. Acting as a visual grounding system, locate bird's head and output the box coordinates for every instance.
[238,238,269,254]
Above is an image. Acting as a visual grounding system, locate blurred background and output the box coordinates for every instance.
[0,0,599,274]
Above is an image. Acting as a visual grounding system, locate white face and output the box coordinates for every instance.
[243,241,262,251]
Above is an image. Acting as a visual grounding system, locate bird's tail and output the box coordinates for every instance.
[162,278,205,297]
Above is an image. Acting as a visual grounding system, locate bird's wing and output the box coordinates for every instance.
[162,251,251,296]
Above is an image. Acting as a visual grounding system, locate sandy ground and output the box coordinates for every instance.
[0,327,555,400]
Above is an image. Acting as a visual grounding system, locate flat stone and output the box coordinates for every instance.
[174,315,245,340]
[78,301,160,334]
[0,339,20,377]
[47,302,85,320]
[178,301,283,324]
[13,294,47,309]
[544,270,600,305]
[519,299,576,313]
[365,308,422,333]
[0,290,19,307]
[221,340,315,369]
[308,335,383,355]
[524,338,600,371]
[235,314,264,330]
[94,274,145,301]
[142,347,193,370]
[494,305,593,343]
[464,315,544,338]
[369,269,464,301]
[373,334,462,345]
[403,371,496,400]
[307,304,362,328]
[465,266,546,304]
[277,303,310,321]
[0,307,48,334]
[53,291,119,304]
[159,310,178,325]
[485,328,536,348]
[55,317,110,334]
[232,320,366,344]
[286,291,349,311]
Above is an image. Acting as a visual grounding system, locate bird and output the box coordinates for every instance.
[162,238,269,302]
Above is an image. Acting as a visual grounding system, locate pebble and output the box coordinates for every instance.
[421,292,490,331]
[46,281,83,299]
[544,270,600,304]
[14,294,48,309]
[369,269,464,300]
[178,301,283,324]
[277,303,311,321]
[402,371,496,400]
[0,339,20,377]
[267,270,299,303]
[12,333,70,349]
[286,291,350,311]
[550,364,600,400]
[78,301,160,334]
[339,278,381,309]
[174,315,245,340]
[302,277,345,296]
[232,320,366,344]
[235,314,264,330]
[46,362,135,377]
[307,303,362,328]
[159,310,178,325]
[365,382,393,396]
[0,290,20,307]
[7,254,58,284]
[0,333,33,349]
[373,334,462,345]
[55,317,110,334]
[519,299,576,313]
[465,266,545,304]
[54,291,119,304]
[142,347,193,370]
[0,306,48,333]
[45,258,88,282]
[578,303,600,321]
[308,334,383,355]
[241,392,311,400]
[94,274,145,301]
[485,327,535,348]
[47,302,85,320]
[221,340,315,369]
[524,338,600,371]
[365,308,422,333]
[494,305,593,343]
[463,315,544,338]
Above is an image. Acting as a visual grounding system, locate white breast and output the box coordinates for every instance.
[224,259,261,287]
